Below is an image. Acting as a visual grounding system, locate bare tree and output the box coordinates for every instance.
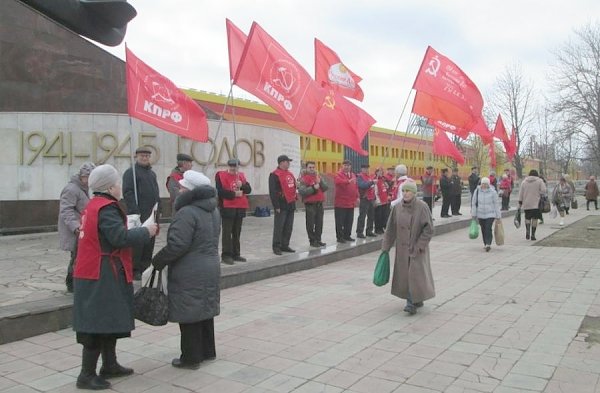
[550,22,600,172]
[489,63,536,179]
[536,106,557,178]
[467,134,488,171]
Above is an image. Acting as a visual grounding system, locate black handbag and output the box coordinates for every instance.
[539,195,551,213]
[134,268,168,326]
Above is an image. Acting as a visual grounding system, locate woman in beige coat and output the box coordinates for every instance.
[382,180,435,315]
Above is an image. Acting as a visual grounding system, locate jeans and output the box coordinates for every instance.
[478,217,495,246]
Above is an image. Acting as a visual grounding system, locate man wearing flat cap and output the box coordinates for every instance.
[269,155,297,255]
[166,153,194,212]
[122,146,161,280]
[216,158,252,264]
[58,162,95,292]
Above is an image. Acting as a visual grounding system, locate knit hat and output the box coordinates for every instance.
[78,162,96,177]
[179,170,211,190]
[401,180,418,194]
[395,164,407,176]
[88,164,120,193]
[480,177,490,185]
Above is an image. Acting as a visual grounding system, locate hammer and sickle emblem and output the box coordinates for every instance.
[324,91,336,109]
[425,55,441,77]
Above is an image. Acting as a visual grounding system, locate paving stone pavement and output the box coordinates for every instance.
[1,198,599,392]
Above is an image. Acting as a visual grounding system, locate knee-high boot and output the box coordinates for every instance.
[525,224,531,240]
[99,337,134,379]
[531,225,537,241]
[77,346,110,390]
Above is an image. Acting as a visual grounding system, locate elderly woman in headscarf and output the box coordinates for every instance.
[381,180,435,315]
[152,170,221,370]
[73,165,158,390]
[471,177,501,252]
[552,175,574,225]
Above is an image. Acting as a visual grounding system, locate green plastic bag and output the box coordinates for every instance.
[373,251,390,286]
[469,218,479,239]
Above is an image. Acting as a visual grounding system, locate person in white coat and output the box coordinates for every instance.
[471,177,501,252]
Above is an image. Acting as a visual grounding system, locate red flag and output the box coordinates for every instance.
[226,19,247,81]
[311,89,375,155]
[126,48,208,142]
[314,38,364,101]
[433,128,465,164]
[413,46,484,121]
[503,126,517,161]
[489,143,496,168]
[233,22,323,133]
[412,91,475,130]
[427,118,469,139]
[492,114,508,142]
[470,116,493,145]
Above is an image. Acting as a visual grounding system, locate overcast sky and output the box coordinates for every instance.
[102,1,599,131]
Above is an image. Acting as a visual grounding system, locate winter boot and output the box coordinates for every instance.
[77,346,110,390]
[531,226,537,241]
[525,224,531,240]
[99,338,133,379]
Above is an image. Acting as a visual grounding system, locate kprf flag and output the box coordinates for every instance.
[126,48,208,142]
[311,89,374,155]
[233,22,323,133]
[226,19,247,81]
[314,38,364,101]
[433,128,465,164]
[471,116,494,145]
[492,114,508,142]
[427,118,469,139]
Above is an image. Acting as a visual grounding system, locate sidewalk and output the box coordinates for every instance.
[0,202,599,392]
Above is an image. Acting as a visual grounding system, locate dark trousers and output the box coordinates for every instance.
[221,215,244,258]
[423,196,433,212]
[451,194,461,215]
[66,240,78,287]
[133,237,155,275]
[374,204,389,233]
[478,217,494,246]
[272,208,294,250]
[356,199,375,235]
[441,194,451,216]
[501,195,510,210]
[334,207,354,240]
[304,202,324,243]
[179,319,216,364]
[587,199,598,210]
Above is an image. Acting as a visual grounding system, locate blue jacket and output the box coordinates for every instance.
[471,186,501,219]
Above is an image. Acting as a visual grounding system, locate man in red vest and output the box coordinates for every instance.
[298,161,329,247]
[373,167,390,234]
[269,155,297,255]
[216,158,252,264]
[166,153,193,212]
[334,160,358,243]
[356,164,376,238]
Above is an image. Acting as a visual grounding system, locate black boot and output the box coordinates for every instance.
[525,224,531,240]
[531,226,537,241]
[77,346,110,390]
[99,338,133,379]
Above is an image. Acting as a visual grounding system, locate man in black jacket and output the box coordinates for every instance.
[269,155,297,255]
[450,167,463,216]
[439,168,451,218]
[468,166,480,198]
[122,146,161,280]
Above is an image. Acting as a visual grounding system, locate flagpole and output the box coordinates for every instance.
[230,86,239,158]
[202,83,234,172]
[124,43,139,207]
[380,89,414,167]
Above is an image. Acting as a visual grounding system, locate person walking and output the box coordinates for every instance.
[298,161,328,247]
[215,159,251,264]
[73,165,157,390]
[381,180,435,315]
[356,164,376,238]
[468,166,480,197]
[373,167,390,234]
[166,153,193,212]
[334,160,358,243]
[498,174,512,211]
[552,176,574,225]
[450,167,463,215]
[269,155,297,255]
[152,171,221,370]
[439,168,451,218]
[58,162,95,293]
[471,177,501,252]
[518,169,546,240]
[585,175,599,210]
[122,146,161,280]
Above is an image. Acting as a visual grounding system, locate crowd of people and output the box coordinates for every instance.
[56,149,599,389]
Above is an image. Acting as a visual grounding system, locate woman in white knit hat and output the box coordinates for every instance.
[72,164,157,390]
[471,177,501,252]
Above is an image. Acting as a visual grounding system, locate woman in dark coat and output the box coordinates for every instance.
[73,164,157,390]
[152,170,221,370]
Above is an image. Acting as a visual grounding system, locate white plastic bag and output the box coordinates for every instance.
[550,205,558,219]
[141,266,168,294]
[127,214,141,229]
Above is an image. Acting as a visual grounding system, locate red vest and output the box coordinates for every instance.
[392,177,409,201]
[358,173,376,200]
[166,170,183,188]
[74,197,133,283]
[376,177,389,204]
[300,173,325,203]
[334,170,358,208]
[273,168,297,203]
[217,171,250,209]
